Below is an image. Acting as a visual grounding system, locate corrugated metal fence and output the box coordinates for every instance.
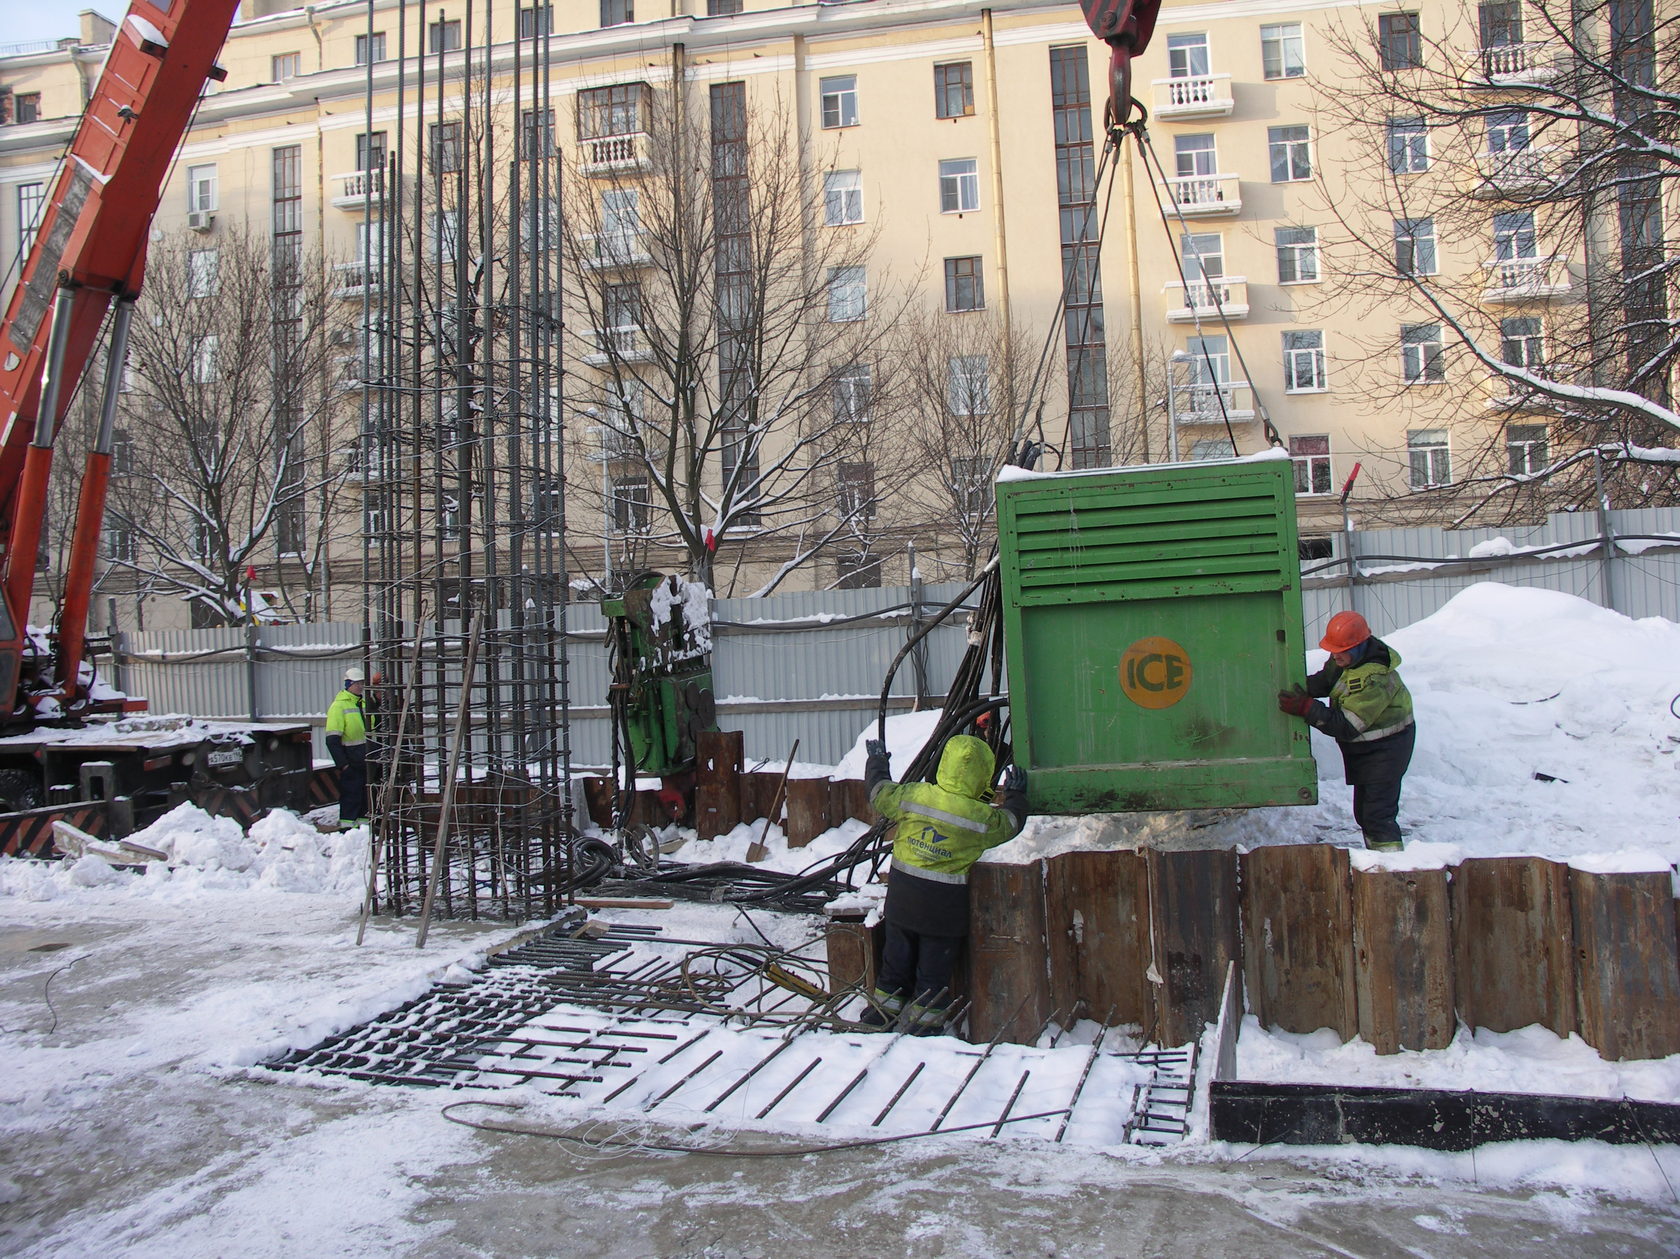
[113,508,1680,767]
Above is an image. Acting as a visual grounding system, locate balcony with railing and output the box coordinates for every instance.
[330,168,402,211]
[1482,255,1571,301]
[1170,380,1256,422]
[1152,73,1234,119]
[331,261,380,299]
[1474,41,1557,85]
[579,131,651,176]
[1474,145,1555,196]
[581,325,651,366]
[1164,277,1249,322]
[1161,173,1241,217]
[582,231,651,270]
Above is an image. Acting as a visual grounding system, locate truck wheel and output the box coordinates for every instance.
[0,769,44,812]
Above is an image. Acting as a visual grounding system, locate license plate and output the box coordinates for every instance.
[206,747,244,768]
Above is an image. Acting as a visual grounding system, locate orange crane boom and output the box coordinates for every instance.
[0,0,241,723]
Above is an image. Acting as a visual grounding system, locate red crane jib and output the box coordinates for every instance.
[0,0,240,720]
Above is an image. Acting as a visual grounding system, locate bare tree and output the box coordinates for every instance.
[1310,0,1678,522]
[103,227,356,625]
[560,82,911,595]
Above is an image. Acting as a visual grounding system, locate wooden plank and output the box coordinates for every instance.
[1241,844,1356,1039]
[1147,847,1241,1047]
[694,730,743,841]
[824,911,878,997]
[1570,869,1680,1062]
[1353,867,1454,1053]
[967,860,1051,1045]
[1043,849,1152,1029]
[1451,856,1575,1036]
[783,778,832,848]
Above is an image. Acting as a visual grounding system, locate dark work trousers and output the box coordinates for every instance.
[878,923,963,1012]
[338,749,368,823]
[1343,722,1415,848]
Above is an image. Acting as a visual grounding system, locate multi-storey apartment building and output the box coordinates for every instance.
[0,0,1664,624]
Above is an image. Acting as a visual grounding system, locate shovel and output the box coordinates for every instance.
[745,738,798,863]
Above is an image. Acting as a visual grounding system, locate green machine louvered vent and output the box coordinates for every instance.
[997,457,1318,814]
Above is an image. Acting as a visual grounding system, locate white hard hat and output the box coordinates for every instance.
[344,667,366,683]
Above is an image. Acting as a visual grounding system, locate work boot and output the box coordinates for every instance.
[1364,834,1403,852]
[858,988,903,1030]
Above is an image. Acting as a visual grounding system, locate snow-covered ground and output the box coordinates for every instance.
[3,584,1680,1256]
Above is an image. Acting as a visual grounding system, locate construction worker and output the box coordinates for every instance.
[1278,611,1415,851]
[861,733,1028,1035]
[325,666,372,829]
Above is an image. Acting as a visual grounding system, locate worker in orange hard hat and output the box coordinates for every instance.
[1277,611,1415,851]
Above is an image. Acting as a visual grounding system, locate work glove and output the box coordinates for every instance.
[1000,764,1027,794]
[865,739,888,761]
[1276,685,1312,718]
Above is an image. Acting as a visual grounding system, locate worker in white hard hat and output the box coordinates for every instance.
[325,667,372,829]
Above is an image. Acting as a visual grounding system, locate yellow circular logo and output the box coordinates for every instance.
[1119,637,1193,710]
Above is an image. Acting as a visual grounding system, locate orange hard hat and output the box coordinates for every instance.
[1320,611,1372,653]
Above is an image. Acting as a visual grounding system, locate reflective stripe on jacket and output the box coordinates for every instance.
[325,688,369,746]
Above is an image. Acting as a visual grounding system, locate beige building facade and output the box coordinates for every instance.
[0,0,1641,622]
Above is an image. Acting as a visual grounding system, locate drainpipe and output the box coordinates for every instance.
[981,11,1010,317]
[1593,446,1618,613]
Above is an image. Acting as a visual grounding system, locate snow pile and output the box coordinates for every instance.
[0,805,368,901]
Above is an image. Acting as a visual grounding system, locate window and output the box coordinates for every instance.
[833,364,872,423]
[1378,12,1423,70]
[1393,217,1437,276]
[837,462,876,518]
[1478,1,1522,49]
[522,108,555,159]
[1174,133,1217,178]
[827,266,866,322]
[1167,32,1211,78]
[429,20,461,53]
[1190,437,1237,461]
[14,94,41,124]
[1283,330,1327,391]
[429,209,460,260]
[599,188,640,253]
[17,182,44,259]
[192,336,220,385]
[107,523,137,565]
[186,164,218,212]
[938,158,980,214]
[950,455,993,514]
[708,0,743,13]
[578,84,645,139]
[935,62,974,119]
[600,0,633,27]
[944,256,985,312]
[1275,226,1319,283]
[355,32,386,65]
[1493,209,1536,260]
[188,249,219,299]
[947,354,990,415]
[820,76,858,129]
[1401,324,1445,383]
[1268,125,1312,182]
[1408,429,1450,487]
[611,475,651,533]
[520,4,553,37]
[272,145,302,241]
[531,479,563,531]
[272,52,301,81]
[1486,108,1529,153]
[430,121,461,174]
[836,551,882,590]
[1300,536,1334,561]
[1261,23,1305,79]
[1387,117,1428,173]
[355,220,384,270]
[603,282,642,349]
[1180,231,1224,293]
[1507,424,1548,475]
[1501,316,1544,369]
[824,170,863,226]
[356,131,387,173]
[1185,334,1230,384]
[1290,435,1332,495]
[111,429,134,473]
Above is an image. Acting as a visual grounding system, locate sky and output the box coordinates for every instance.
[3,1,119,47]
